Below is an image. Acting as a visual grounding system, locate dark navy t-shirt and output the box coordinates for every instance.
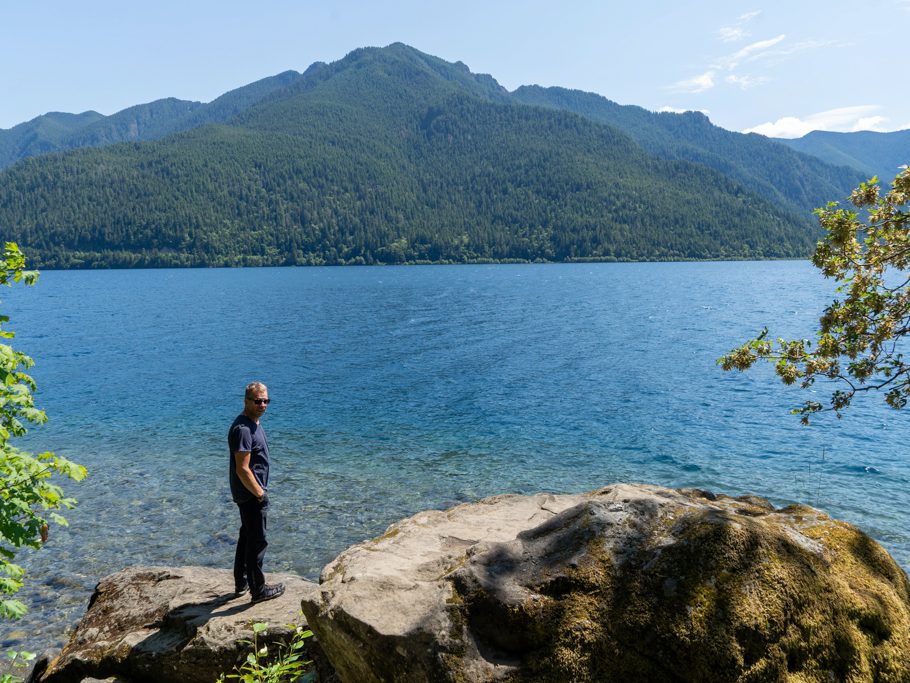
[228,414,270,504]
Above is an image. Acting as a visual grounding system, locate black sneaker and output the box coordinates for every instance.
[251,582,285,603]
[234,581,249,596]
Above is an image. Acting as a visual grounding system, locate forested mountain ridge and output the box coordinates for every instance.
[0,44,861,268]
[0,71,301,169]
[0,110,106,168]
[510,86,864,217]
[776,129,910,189]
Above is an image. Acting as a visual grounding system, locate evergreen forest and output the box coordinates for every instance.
[0,44,873,268]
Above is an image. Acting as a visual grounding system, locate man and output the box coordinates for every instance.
[228,381,285,602]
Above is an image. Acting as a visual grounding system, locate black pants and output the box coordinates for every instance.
[234,497,268,593]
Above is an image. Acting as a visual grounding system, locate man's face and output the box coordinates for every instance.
[245,389,270,420]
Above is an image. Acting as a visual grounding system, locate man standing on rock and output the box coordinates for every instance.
[229,381,285,603]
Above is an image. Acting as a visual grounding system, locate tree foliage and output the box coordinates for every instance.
[0,243,86,620]
[0,44,825,269]
[0,100,815,269]
[511,85,864,217]
[721,167,910,423]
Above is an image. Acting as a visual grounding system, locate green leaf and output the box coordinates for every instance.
[0,598,28,619]
[0,577,23,594]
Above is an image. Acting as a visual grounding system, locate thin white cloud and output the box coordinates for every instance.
[666,34,784,92]
[717,10,761,42]
[669,15,828,97]
[756,39,841,67]
[656,106,711,116]
[718,27,746,42]
[745,117,810,138]
[717,35,787,70]
[852,116,888,131]
[725,74,769,90]
[743,105,889,138]
[668,70,716,94]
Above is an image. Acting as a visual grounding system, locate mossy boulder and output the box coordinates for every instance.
[301,483,910,682]
[30,566,321,683]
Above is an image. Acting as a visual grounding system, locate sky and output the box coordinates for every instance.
[2,0,907,137]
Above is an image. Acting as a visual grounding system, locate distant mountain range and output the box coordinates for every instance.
[776,130,910,187]
[0,71,299,169]
[0,43,903,269]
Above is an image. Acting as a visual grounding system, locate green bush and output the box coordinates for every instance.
[1,242,86,682]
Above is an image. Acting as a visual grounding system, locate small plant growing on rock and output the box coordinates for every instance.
[0,650,35,683]
[217,620,314,683]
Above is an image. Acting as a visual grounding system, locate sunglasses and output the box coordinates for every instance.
[248,398,271,405]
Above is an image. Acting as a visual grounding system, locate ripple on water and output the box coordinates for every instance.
[5,262,909,655]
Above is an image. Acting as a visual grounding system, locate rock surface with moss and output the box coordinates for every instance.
[301,483,910,682]
[29,566,320,683]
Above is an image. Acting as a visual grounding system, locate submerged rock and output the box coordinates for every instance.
[30,566,319,683]
[301,483,910,682]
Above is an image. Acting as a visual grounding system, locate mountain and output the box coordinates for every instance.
[775,129,910,188]
[510,86,865,217]
[55,98,205,148]
[0,111,105,167]
[0,71,302,169]
[0,44,859,268]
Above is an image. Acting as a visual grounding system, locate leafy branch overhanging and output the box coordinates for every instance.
[720,166,910,423]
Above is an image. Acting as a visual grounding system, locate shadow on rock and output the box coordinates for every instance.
[30,566,321,683]
[302,483,910,682]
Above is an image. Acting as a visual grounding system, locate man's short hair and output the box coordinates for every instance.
[245,381,268,399]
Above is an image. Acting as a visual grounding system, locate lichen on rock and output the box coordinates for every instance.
[30,566,320,683]
[301,483,910,682]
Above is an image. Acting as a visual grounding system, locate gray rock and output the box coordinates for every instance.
[32,566,319,683]
[301,483,910,682]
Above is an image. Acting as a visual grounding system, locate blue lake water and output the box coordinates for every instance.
[3,261,908,653]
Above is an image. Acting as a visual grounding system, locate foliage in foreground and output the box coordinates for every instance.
[0,650,35,683]
[721,167,910,422]
[0,242,86,620]
[217,621,314,683]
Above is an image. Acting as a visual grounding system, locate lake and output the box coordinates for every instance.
[3,261,908,654]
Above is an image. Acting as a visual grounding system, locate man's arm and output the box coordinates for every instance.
[233,451,266,501]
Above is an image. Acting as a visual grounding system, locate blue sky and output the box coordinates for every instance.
[2,0,907,136]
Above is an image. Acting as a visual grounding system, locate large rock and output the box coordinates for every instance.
[31,566,320,683]
[301,483,910,682]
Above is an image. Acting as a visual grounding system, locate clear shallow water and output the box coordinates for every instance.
[2,262,908,653]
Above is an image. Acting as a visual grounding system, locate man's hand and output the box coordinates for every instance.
[234,451,265,501]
